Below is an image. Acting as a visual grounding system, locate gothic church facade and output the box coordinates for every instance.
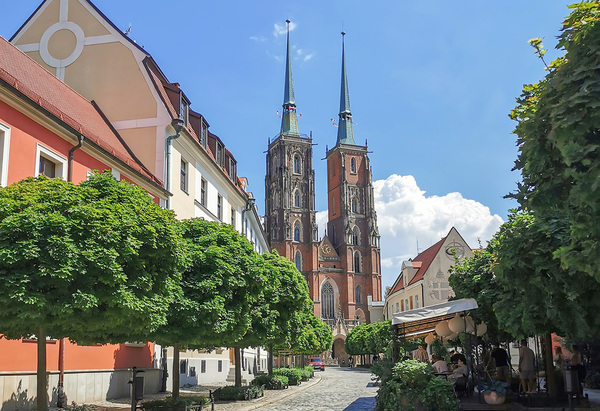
[265,24,382,364]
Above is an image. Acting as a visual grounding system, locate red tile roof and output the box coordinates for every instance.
[0,36,162,187]
[389,237,446,294]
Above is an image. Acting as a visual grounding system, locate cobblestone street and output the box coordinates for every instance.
[212,367,377,411]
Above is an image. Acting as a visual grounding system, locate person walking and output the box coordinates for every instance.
[491,344,511,385]
[519,339,536,393]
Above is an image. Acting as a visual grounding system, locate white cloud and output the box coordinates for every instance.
[373,174,503,289]
[273,21,297,37]
[296,49,314,62]
[250,36,266,42]
[314,174,503,291]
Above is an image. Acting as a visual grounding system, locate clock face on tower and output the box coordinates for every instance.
[444,240,465,260]
[321,244,331,255]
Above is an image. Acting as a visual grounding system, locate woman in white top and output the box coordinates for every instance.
[432,355,449,373]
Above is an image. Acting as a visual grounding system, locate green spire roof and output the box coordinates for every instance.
[336,31,356,145]
[281,20,299,136]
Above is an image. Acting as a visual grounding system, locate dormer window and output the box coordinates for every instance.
[200,121,207,147]
[229,158,236,181]
[216,143,224,167]
[180,96,189,126]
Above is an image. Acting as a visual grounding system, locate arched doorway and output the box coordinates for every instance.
[332,337,349,366]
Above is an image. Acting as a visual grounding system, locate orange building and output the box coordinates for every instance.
[0,35,168,409]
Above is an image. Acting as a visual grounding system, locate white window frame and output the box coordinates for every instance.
[0,122,11,187]
[180,158,189,193]
[35,144,67,180]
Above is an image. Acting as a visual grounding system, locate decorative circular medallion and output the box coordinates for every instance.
[444,240,465,260]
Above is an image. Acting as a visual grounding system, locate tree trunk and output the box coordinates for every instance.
[268,343,274,376]
[172,344,180,399]
[37,328,47,411]
[234,347,242,387]
[544,333,557,395]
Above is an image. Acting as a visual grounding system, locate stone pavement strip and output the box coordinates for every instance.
[87,367,377,411]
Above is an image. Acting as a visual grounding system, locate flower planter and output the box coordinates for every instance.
[483,391,506,405]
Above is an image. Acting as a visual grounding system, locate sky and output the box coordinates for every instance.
[3,0,574,291]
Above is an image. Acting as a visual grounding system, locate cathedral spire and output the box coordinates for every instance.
[281,19,299,136]
[336,31,356,146]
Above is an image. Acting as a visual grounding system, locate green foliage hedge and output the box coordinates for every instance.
[273,367,303,385]
[251,374,289,390]
[213,385,264,401]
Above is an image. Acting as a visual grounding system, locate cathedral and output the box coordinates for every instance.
[264,21,382,364]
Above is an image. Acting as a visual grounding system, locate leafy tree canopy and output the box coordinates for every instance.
[510,1,600,280]
[0,173,183,344]
[283,312,333,355]
[152,218,265,349]
[345,320,392,356]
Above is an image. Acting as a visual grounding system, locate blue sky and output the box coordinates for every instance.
[3,1,573,289]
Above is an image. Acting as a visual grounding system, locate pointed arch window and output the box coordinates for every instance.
[294,190,300,208]
[322,282,335,319]
[293,154,301,174]
[352,226,359,246]
[351,197,358,213]
[294,250,302,271]
[294,222,301,242]
[355,285,362,304]
[350,157,356,174]
[354,251,361,273]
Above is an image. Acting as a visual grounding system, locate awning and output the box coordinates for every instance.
[392,298,478,338]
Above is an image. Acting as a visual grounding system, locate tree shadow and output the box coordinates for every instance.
[343,396,376,411]
[1,379,36,411]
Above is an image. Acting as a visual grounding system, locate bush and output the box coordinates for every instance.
[299,366,314,381]
[273,367,303,385]
[375,359,458,411]
[213,385,264,401]
[139,396,209,411]
[251,374,289,390]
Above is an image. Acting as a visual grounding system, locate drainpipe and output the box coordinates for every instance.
[57,134,84,408]
[67,135,84,182]
[165,119,184,209]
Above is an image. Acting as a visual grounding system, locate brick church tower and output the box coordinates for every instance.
[265,21,318,280]
[323,32,382,326]
[265,27,382,364]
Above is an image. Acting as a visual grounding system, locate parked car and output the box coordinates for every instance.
[309,357,325,371]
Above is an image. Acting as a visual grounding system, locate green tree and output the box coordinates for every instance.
[286,312,333,356]
[510,2,600,281]
[345,320,392,356]
[233,250,312,381]
[449,247,513,343]
[0,173,183,411]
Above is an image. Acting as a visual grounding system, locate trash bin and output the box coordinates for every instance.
[134,375,144,401]
[564,366,579,393]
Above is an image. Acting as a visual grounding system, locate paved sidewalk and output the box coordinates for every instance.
[86,376,322,411]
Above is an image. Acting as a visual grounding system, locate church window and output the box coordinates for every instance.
[352,226,359,246]
[294,250,302,271]
[294,222,301,242]
[293,154,301,174]
[350,157,356,173]
[322,282,335,319]
[294,190,300,207]
[354,251,361,273]
[351,197,358,213]
[355,285,361,304]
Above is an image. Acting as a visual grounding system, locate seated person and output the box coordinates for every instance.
[448,357,468,382]
[432,355,449,374]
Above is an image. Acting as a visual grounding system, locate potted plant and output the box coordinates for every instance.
[477,380,509,405]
